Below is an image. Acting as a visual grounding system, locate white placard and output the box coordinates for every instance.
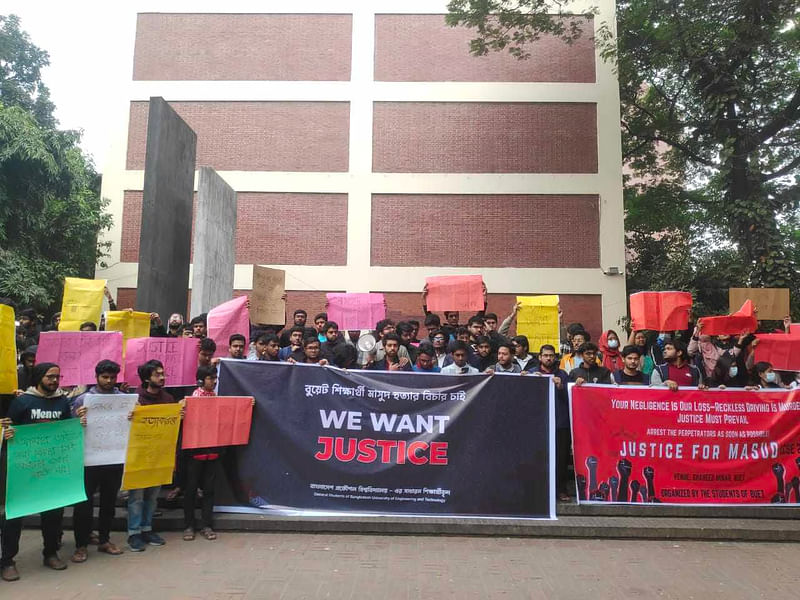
[83,394,138,466]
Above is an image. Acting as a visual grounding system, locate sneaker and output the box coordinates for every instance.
[142,531,165,546]
[43,555,67,570]
[127,534,146,552]
[1,563,20,582]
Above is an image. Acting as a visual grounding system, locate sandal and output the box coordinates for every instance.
[97,542,124,555]
[183,528,195,541]
[200,527,217,541]
[70,547,88,563]
[166,487,182,501]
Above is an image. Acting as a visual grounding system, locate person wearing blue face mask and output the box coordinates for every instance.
[709,353,748,388]
[752,362,785,389]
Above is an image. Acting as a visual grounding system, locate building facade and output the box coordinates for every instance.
[97,0,625,339]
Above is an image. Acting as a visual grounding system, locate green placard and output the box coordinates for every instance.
[5,419,86,519]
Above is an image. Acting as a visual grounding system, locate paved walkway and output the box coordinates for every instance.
[6,530,798,599]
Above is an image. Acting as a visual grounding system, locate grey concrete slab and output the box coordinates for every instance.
[135,97,196,320]
[190,167,237,317]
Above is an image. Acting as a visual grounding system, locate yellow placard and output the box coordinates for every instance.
[121,403,181,490]
[0,304,17,393]
[59,277,106,331]
[516,295,560,353]
[105,311,151,346]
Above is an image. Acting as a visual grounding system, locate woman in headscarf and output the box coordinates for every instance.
[598,330,624,372]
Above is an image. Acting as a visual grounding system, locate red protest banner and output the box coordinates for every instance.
[698,300,758,336]
[425,275,484,312]
[754,333,800,371]
[629,291,692,331]
[182,396,254,449]
[570,384,800,504]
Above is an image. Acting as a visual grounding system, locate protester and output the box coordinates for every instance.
[252,334,280,362]
[440,341,479,374]
[396,322,419,362]
[530,345,571,501]
[408,320,421,344]
[510,335,537,371]
[424,314,442,341]
[650,340,704,390]
[598,330,624,372]
[128,360,182,552]
[16,347,36,393]
[570,343,612,385]
[559,330,589,374]
[70,360,127,561]
[313,313,328,343]
[1,363,86,580]
[228,334,246,359]
[372,319,410,363]
[627,330,660,375]
[486,343,521,374]
[473,335,496,371]
[367,333,411,371]
[183,365,221,542]
[279,310,308,346]
[289,337,328,365]
[412,344,440,372]
[752,361,785,389]
[197,338,217,367]
[17,307,41,346]
[612,346,650,385]
[332,343,358,369]
[430,330,449,368]
[687,322,747,380]
[79,321,98,332]
[320,321,346,362]
[278,326,304,361]
[189,315,207,339]
[166,313,184,337]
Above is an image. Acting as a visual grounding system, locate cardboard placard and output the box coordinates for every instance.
[729,288,790,321]
[251,266,286,325]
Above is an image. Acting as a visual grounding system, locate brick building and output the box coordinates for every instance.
[97,1,625,340]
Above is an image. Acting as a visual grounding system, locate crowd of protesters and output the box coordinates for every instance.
[0,287,798,582]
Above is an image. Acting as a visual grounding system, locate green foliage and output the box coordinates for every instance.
[447,1,800,319]
[0,14,111,311]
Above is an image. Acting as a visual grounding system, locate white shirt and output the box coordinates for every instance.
[440,363,479,375]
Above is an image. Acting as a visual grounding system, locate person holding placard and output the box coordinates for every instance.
[127,360,181,552]
[1,363,87,581]
[69,360,129,562]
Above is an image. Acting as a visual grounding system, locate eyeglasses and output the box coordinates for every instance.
[43,374,61,380]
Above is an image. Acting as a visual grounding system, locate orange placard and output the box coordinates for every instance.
[425,275,484,312]
[698,300,758,336]
[181,396,254,449]
[629,291,692,331]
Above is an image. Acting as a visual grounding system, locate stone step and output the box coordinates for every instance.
[28,507,800,543]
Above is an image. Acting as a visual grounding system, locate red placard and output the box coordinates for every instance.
[425,275,484,312]
[698,300,758,336]
[629,291,692,331]
[754,333,800,371]
[182,396,254,449]
[570,384,800,504]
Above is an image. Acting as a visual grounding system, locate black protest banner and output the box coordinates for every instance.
[216,360,554,519]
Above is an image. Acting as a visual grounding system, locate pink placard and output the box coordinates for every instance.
[124,337,198,387]
[425,275,484,312]
[326,293,386,330]
[207,296,250,358]
[181,396,254,449]
[36,331,123,387]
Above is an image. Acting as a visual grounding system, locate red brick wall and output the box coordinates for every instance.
[126,101,350,172]
[120,191,348,265]
[133,13,352,81]
[372,102,597,173]
[371,194,599,268]
[375,14,595,83]
[114,289,602,338]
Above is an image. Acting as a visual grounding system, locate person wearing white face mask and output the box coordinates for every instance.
[752,362,786,389]
[598,330,624,372]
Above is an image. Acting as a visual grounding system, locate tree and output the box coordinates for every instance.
[447,1,800,317]
[0,14,110,311]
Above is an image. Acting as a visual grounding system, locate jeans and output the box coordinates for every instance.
[1,508,64,566]
[183,457,218,529]
[73,464,124,547]
[127,486,160,536]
